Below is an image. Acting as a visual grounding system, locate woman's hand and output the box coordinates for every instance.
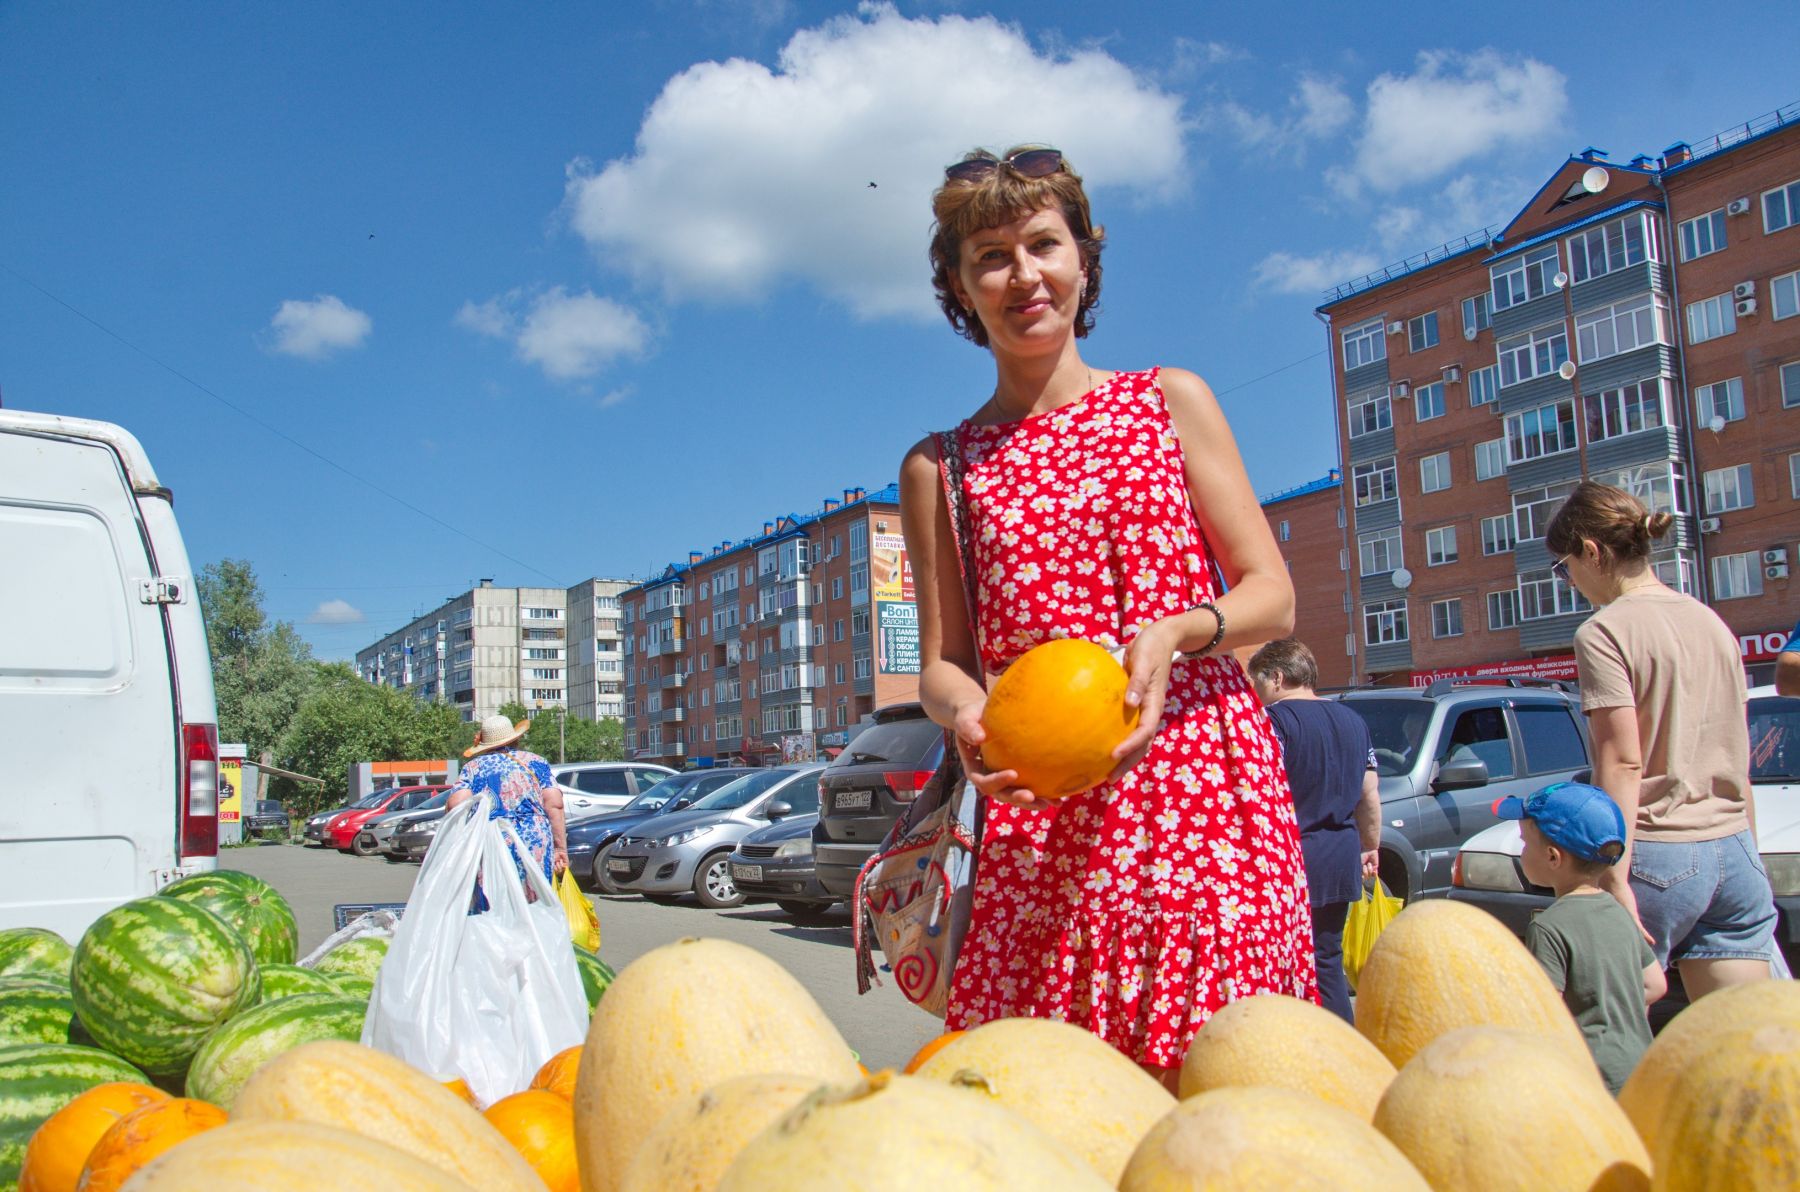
[1110,620,1181,783]
[953,696,1041,808]
[553,846,569,874]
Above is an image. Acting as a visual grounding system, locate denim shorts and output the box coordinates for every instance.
[1631,829,1777,967]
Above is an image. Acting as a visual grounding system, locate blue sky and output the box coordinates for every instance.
[3,1,1795,658]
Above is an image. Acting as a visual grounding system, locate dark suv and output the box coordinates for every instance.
[1333,678,1590,903]
[815,703,947,899]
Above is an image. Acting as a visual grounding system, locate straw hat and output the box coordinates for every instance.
[464,714,530,758]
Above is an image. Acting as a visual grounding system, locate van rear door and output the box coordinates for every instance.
[0,422,186,938]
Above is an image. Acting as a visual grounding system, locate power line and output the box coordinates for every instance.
[1212,349,1327,397]
[0,261,560,584]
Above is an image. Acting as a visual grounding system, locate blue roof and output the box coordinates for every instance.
[1260,470,1341,506]
[1484,199,1661,263]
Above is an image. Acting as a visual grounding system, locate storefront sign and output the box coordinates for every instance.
[1740,630,1796,662]
[877,601,919,675]
[218,755,243,824]
[1408,654,1579,688]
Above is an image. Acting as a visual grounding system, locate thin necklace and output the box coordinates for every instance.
[986,365,1096,423]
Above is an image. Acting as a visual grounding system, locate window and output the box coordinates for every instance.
[1475,438,1506,481]
[1352,457,1398,506]
[851,608,869,634]
[1468,364,1499,407]
[1766,178,1800,234]
[1576,295,1668,362]
[833,618,844,641]
[1518,569,1590,620]
[1347,389,1392,437]
[1686,293,1737,344]
[1505,399,1578,463]
[1584,379,1667,442]
[1487,589,1519,630]
[850,564,869,594]
[1679,209,1728,261]
[1595,461,1684,518]
[1567,212,1650,283]
[833,662,845,684]
[1497,324,1570,387]
[1513,481,1577,542]
[1409,311,1439,352]
[812,624,823,645]
[853,652,872,679]
[1711,551,1764,600]
[1363,599,1409,646]
[1516,705,1588,774]
[1419,452,1451,493]
[1431,599,1464,639]
[832,576,844,600]
[1491,245,1560,311]
[1341,318,1386,370]
[1786,362,1800,409]
[1790,452,1800,500]
[1480,514,1515,556]
[1278,520,1291,542]
[1425,526,1458,566]
[849,522,868,560]
[1694,376,1745,425]
[1359,528,1402,576]
[1774,270,1800,320]
[1439,706,1514,778]
[1703,464,1755,513]
[1462,294,1491,338]
[1413,382,1445,422]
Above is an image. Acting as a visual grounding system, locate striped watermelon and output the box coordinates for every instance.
[159,870,300,966]
[0,1042,145,1191]
[328,973,373,1000]
[70,897,261,1077]
[185,993,367,1108]
[573,946,614,1015]
[259,964,342,1002]
[0,929,72,983]
[0,979,74,1046]
[311,935,387,985]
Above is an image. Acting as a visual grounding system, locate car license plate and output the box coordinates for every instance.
[732,864,763,883]
[835,790,873,811]
[606,858,631,874]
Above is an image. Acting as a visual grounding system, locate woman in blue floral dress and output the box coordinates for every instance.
[446,715,568,901]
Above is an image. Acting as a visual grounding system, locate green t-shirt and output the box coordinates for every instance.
[1525,891,1657,1093]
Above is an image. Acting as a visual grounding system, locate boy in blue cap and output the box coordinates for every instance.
[1496,781,1668,1092]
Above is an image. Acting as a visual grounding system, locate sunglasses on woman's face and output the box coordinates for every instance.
[1551,555,1574,585]
[944,148,1065,184]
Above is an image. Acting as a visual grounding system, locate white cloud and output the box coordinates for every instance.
[457,287,651,382]
[1252,249,1382,296]
[562,3,1186,320]
[1214,74,1350,156]
[306,599,365,625]
[265,295,372,359]
[1334,50,1566,195]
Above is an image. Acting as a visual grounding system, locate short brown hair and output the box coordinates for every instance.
[928,147,1105,348]
[1248,638,1319,691]
[1544,481,1673,563]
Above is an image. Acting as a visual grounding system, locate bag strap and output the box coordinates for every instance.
[933,425,980,642]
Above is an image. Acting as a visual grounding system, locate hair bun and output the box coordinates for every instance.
[1645,512,1674,539]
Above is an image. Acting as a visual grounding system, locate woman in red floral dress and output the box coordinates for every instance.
[898,147,1317,1088]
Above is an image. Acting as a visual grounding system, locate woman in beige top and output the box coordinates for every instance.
[1548,481,1775,997]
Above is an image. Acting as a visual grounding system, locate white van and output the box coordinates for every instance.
[0,410,219,940]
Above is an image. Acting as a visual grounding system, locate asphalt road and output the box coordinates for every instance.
[222,841,943,1072]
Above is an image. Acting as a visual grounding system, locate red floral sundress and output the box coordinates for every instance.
[945,367,1318,1068]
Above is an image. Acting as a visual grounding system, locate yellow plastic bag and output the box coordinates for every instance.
[557,868,600,952]
[1343,880,1402,993]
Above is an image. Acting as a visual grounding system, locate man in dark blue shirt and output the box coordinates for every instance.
[1249,639,1381,1021]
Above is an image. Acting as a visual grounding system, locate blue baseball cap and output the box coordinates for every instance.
[1493,782,1627,864]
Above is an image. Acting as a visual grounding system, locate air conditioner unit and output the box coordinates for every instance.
[1737,298,1759,317]
[1767,563,1790,581]
[1699,517,1722,534]
[1388,321,1405,335]
[1395,380,1410,397]
[1444,365,1462,382]
[1727,197,1751,216]
[1765,548,1790,565]
[1734,281,1757,300]
[1463,325,1479,341]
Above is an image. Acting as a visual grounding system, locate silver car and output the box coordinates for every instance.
[366,789,453,861]
[603,765,825,908]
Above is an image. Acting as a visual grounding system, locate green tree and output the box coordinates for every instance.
[494,702,624,764]
[198,558,316,772]
[276,662,464,815]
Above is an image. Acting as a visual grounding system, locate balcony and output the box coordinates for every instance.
[660,671,688,689]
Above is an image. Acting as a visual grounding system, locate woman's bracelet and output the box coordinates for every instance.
[1181,601,1226,659]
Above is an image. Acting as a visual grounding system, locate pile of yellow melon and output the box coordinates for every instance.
[25,901,1800,1190]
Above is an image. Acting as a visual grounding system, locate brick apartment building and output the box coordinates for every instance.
[621,485,918,767]
[1318,102,1800,687]
[1259,469,1356,688]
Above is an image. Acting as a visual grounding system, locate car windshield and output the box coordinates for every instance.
[1340,699,1435,776]
[416,790,451,811]
[354,793,387,809]
[833,717,939,768]
[623,775,692,813]
[1750,695,1800,783]
[255,801,283,814]
[687,769,793,811]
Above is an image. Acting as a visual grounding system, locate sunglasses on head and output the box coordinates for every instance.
[944,148,1065,184]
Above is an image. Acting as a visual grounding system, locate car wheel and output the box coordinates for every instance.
[350,834,379,858]
[694,851,745,909]
[594,865,624,896]
[1378,852,1411,903]
[775,899,834,919]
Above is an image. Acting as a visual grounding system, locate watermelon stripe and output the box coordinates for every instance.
[185,993,368,1107]
[0,980,75,1045]
[160,871,300,967]
[0,929,73,983]
[0,1042,146,1189]
[258,964,342,1002]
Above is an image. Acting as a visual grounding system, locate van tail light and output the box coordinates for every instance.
[884,770,937,803]
[180,723,220,859]
[1450,852,1464,889]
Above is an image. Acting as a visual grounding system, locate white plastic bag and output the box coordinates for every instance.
[362,796,587,1105]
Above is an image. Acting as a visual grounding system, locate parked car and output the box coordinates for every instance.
[605,765,826,908]
[242,800,292,840]
[1,409,220,937]
[1451,685,1800,970]
[729,813,836,917]
[569,768,754,891]
[361,789,453,861]
[550,761,677,817]
[391,813,446,863]
[327,785,446,851]
[815,703,947,899]
[1332,678,1591,903]
[303,794,379,846]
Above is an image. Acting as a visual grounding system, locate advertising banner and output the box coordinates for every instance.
[878,601,920,675]
[218,756,244,824]
[1408,654,1578,688]
[871,533,913,603]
